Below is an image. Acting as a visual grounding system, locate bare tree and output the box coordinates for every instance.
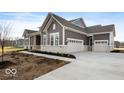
[0,22,12,62]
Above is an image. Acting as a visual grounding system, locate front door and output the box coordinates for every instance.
[88,36,92,51]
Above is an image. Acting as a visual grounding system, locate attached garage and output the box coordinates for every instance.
[66,38,84,53]
[93,40,108,52]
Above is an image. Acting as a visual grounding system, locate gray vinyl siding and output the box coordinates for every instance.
[41,34,43,45]
[41,18,63,45]
[65,29,88,45]
[94,33,109,40]
[93,33,110,45]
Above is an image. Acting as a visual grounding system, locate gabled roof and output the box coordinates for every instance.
[39,13,115,36]
[69,18,81,22]
[69,18,86,27]
[85,24,115,33]
[85,25,102,33]
[51,13,86,32]
[24,29,38,33]
[39,13,52,32]
[31,13,115,35]
[22,29,38,37]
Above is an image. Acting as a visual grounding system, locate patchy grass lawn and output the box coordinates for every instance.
[0,47,24,53]
[111,48,124,53]
[0,51,70,80]
[114,48,124,51]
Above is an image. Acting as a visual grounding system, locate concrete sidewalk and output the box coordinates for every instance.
[21,51,75,62]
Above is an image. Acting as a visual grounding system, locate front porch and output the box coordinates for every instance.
[29,33,41,50]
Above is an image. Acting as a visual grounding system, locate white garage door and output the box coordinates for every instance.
[67,38,84,53]
[94,40,108,52]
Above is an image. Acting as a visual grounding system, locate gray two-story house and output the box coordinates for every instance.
[22,13,115,53]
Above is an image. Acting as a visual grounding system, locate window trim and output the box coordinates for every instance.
[50,32,59,46]
[53,24,56,30]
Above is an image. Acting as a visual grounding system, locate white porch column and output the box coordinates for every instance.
[34,35,36,49]
[28,36,30,49]
[109,32,111,46]
[92,35,94,51]
[24,38,27,49]
[109,32,114,51]
[63,26,65,45]
[46,30,48,45]
[40,33,42,50]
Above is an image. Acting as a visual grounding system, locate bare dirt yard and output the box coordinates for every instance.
[0,51,70,80]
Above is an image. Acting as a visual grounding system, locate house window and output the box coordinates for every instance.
[43,35,46,45]
[53,24,56,30]
[50,32,59,46]
[55,34,59,45]
[50,35,54,45]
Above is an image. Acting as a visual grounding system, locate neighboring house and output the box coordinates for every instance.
[114,41,120,48]
[15,39,24,48]
[22,13,115,53]
[120,42,124,48]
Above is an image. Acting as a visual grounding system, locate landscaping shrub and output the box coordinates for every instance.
[29,50,76,59]
[111,50,120,53]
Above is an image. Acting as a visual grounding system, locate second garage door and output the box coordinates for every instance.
[67,38,84,53]
[94,40,108,52]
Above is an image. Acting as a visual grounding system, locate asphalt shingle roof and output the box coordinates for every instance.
[52,14,86,32]
[85,24,115,33]
[24,29,38,33]
[24,13,115,36]
[51,13,115,34]
[69,18,86,27]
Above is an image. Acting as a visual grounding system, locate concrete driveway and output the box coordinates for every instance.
[35,52,124,80]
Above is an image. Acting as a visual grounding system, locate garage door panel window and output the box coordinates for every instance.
[67,38,84,45]
[95,41,108,44]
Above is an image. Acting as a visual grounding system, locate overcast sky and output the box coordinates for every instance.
[0,12,123,41]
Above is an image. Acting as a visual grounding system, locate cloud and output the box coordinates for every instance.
[0,12,45,21]
[0,12,123,42]
[0,13,46,39]
[11,20,42,38]
[85,18,124,41]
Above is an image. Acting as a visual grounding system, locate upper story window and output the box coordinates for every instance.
[53,24,56,30]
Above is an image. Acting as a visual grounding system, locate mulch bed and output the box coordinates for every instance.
[0,52,70,80]
[111,50,124,53]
